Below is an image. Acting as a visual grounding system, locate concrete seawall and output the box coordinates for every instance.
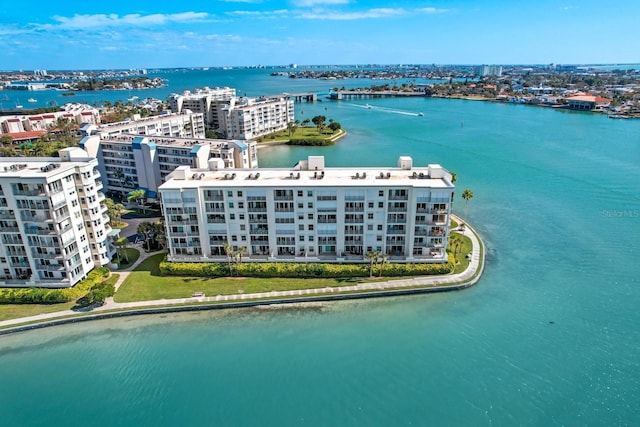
[0,215,484,335]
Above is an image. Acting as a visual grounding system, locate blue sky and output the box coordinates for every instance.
[1,0,638,70]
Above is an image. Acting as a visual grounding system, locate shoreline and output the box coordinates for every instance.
[0,215,484,335]
[256,128,348,149]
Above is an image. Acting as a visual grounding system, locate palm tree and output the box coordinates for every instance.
[378,253,388,277]
[137,222,152,251]
[223,242,234,276]
[127,189,146,212]
[116,237,130,264]
[461,188,474,219]
[113,169,126,201]
[234,246,247,276]
[450,171,457,183]
[449,236,462,262]
[366,250,380,278]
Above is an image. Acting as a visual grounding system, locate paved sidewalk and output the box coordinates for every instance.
[0,215,484,329]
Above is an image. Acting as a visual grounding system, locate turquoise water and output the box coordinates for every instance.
[1,71,640,426]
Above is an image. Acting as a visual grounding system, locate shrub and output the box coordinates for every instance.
[159,260,453,279]
[286,139,334,146]
[0,268,112,304]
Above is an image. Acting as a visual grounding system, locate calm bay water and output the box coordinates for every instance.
[1,70,640,426]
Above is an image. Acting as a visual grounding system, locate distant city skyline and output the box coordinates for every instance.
[1,0,639,70]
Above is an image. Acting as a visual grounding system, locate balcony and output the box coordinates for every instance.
[25,227,55,235]
[14,189,46,197]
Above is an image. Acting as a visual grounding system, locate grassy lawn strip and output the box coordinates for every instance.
[0,301,76,323]
[451,232,473,274]
[115,254,416,303]
[0,273,120,322]
[116,248,140,270]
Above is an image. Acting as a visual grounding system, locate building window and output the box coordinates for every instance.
[237,191,243,197]
[298,190,303,197]
[299,224,304,231]
[308,202,313,209]
[368,202,374,208]
[308,213,313,220]
[377,225,383,231]
[238,202,244,209]
[239,214,245,220]
[307,190,313,197]
[241,236,246,241]
[368,213,374,220]
[379,202,384,208]
[298,203,303,209]
[228,202,234,209]
[309,235,314,241]
[308,224,314,231]
[299,235,305,241]
[240,225,245,231]
[232,235,237,241]
[379,190,384,197]
[368,224,373,231]
[229,214,235,220]
[227,191,233,197]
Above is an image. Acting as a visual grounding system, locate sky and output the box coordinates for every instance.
[1,0,639,70]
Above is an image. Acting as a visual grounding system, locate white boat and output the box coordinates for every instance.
[418,112,424,116]
[28,98,37,103]
[365,104,372,109]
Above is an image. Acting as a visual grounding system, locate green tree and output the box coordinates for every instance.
[223,242,234,276]
[137,221,153,251]
[116,237,130,264]
[127,189,146,212]
[311,115,326,134]
[287,120,297,137]
[234,246,247,276]
[366,250,381,278]
[378,253,388,277]
[461,188,474,219]
[105,198,125,227]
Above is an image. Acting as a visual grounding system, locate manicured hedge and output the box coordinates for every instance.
[76,274,117,307]
[160,258,454,278]
[286,138,334,146]
[0,267,110,304]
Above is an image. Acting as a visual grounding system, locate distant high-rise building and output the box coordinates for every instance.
[479,65,503,77]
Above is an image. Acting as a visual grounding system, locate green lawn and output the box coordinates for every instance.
[115,254,388,302]
[258,126,339,142]
[115,248,141,270]
[0,301,76,322]
[450,232,473,273]
[0,274,120,323]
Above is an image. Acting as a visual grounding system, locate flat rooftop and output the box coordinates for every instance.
[0,158,90,179]
[160,166,454,190]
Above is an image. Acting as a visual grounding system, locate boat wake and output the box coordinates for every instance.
[346,103,423,117]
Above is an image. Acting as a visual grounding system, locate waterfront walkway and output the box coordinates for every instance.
[0,216,484,330]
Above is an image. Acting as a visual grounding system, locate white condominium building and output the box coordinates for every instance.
[219,95,295,140]
[0,148,116,288]
[167,87,295,140]
[0,103,101,135]
[87,111,206,139]
[159,156,454,264]
[80,134,258,200]
[168,87,236,129]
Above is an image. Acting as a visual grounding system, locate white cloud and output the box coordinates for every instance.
[226,9,290,18]
[291,0,350,6]
[42,12,209,30]
[297,7,447,20]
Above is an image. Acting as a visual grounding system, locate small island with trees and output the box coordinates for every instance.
[256,114,346,146]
